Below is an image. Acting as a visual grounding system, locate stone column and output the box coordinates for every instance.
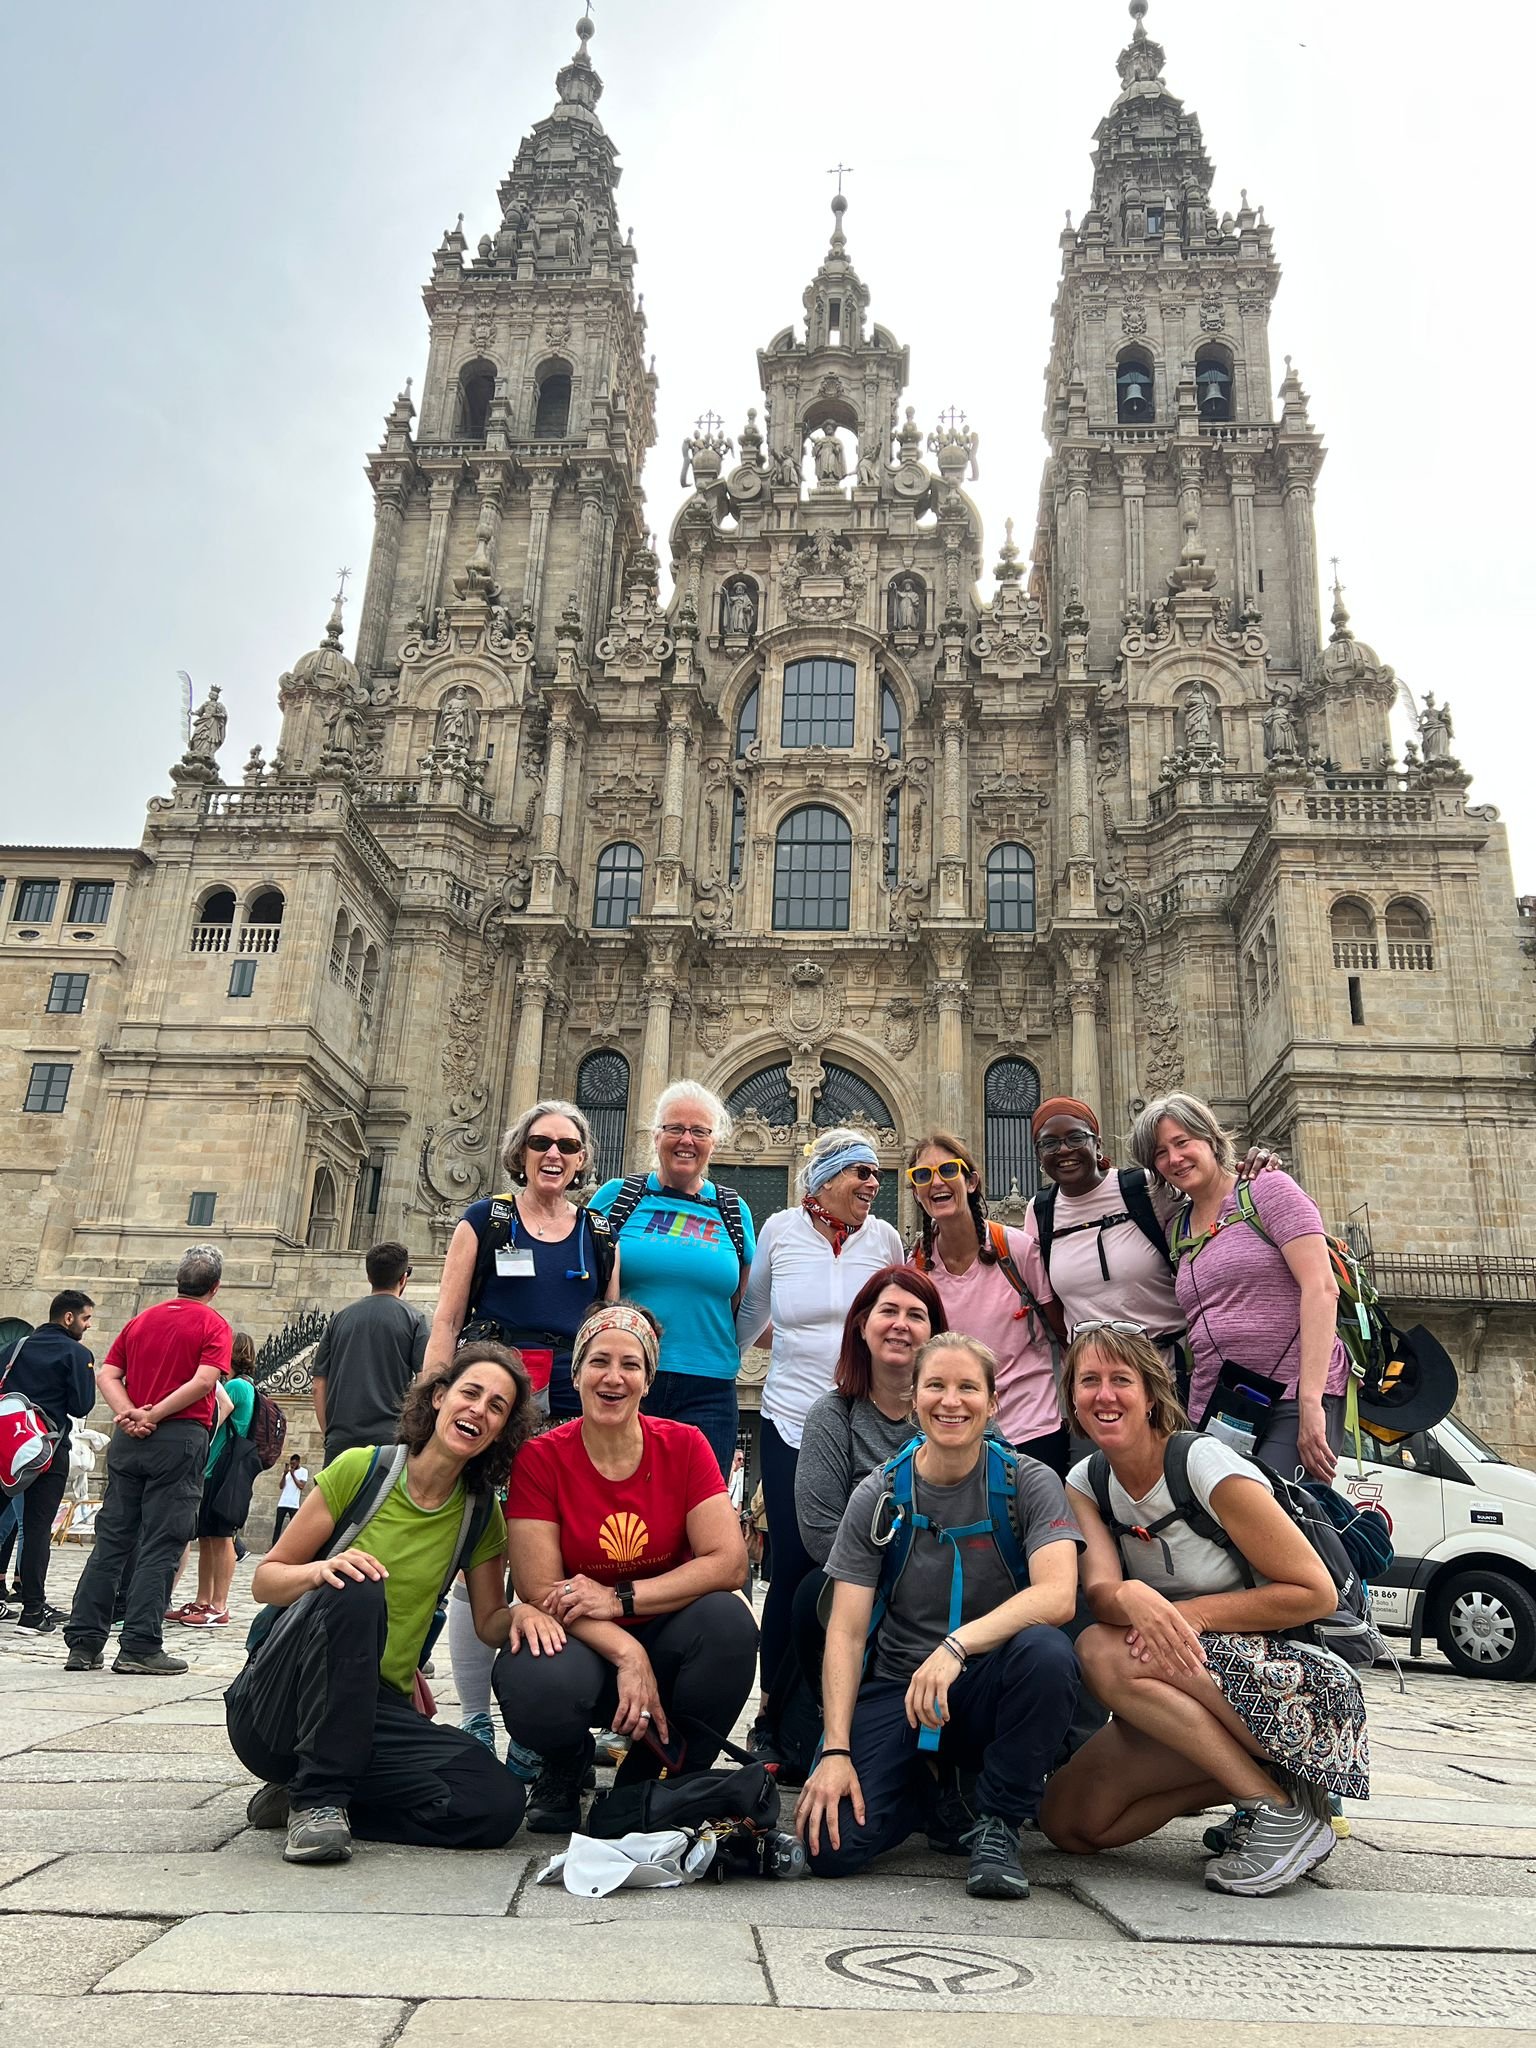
[575,468,607,643]
[1067,944,1102,1111]
[653,706,691,917]
[356,470,408,674]
[523,477,557,625]
[417,474,458,626]
[936,983,968,1131]
[634,935,682,1163]
[507,941,557,1112]
[529,712,574,916]
[1227,452,1258,614]
[1118,454,1146,617]
[1062,449,1092,599]
[1282,450,1321,670]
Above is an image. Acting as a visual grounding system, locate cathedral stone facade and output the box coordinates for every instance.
[5,8,1536,1455]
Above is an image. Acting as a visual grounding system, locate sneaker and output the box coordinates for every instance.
[112,1647,190,1676]
[926,1766,978,1855]
[175,1605,214,1626]
[196,1608,232,1628]
[526,1737,594,1833]
[962,1813,1031,1900]
[16,1605,64,1633]
[1201,1805,1257,1857]
[165,1603,201,1623]
[284,1804,353,1864]
[65,1644,104,1671]
[246,1782,291,1830]
[462,1710,497,1752]
[593,1726,630,1768]
[1204,1798,1336,1895]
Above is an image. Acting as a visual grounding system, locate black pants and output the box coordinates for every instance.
[807,1625,1080,1878]
[494,1590,759,1777]
[15,1456,70,1614]
[225,1574,523,1847]
[758,1418,814,1696]
[65,1422,206,1657]
[272,1506,297,1546]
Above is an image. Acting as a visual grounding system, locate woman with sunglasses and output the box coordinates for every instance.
[737,1126,905,1751]
[906,1133,1069,1475]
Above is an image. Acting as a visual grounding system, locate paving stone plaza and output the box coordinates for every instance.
[2,1548,1533,2042]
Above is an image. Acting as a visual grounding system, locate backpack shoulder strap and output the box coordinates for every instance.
[1233,1178,1276,1248]
[1162,1432,1255,1581]
[1084,1448,1129,1538]
[1119,1168,1174,1270]
[440,1488,496,1603]
[985,1439,1031,1584]
[325,1444,408,1556]
[584,1208,617,1296]
[711,1183,748,1266]
[603,1173,652,1241]
[986,1222,1041,1318]
[0,1332,32,1391]
[1032,1186,1058,1273]
[467,1194,518,1320]
[873,1441,919,1601]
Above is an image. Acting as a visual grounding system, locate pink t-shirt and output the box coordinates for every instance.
[912,1227,1062,1446]
[1174,1170,1349,1418]
[1020,1172,1183,1337]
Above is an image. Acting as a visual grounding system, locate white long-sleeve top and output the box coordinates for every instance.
[736,1207,905,1449]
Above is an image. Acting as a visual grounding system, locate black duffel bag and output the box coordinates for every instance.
[585,1720,781,1839]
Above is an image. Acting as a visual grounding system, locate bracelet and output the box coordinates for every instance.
[941,1635,968,1667]
[819,1747,853,1760]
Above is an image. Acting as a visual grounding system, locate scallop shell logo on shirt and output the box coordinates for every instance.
[598,1511,649,1566]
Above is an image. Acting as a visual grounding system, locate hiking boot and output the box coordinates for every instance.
[17,1605,64,1633]
[65,1644,103,1671]
[927,1768,978,1855]
[526,1738,593,1833]
[246,1782,290,1830]
[461,1710,496,1752]
[962,1814,1031,1900]
[1204,1799,1335,1895]
[112,1647,190,1676]
[283,1804,353,1864]
[1201,1805,1257,1857]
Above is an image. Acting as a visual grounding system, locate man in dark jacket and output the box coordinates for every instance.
[0,1290,97,1630]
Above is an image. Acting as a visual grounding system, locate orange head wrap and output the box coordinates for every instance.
[1030,1096,1101,1141]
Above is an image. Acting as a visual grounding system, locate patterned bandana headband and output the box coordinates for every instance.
[804,1139,879,1195]
[573,1305,659,1380]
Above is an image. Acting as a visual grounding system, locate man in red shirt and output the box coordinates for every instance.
[64,1245,232,1674]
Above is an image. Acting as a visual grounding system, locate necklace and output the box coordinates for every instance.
[517,1194,565,1240]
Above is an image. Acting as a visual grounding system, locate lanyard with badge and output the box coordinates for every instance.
[494,1209,538,1282]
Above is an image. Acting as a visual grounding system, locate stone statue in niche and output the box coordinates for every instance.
[188,685,227,761]
[889,577,923,634]
[1262,685,1302,763]
[723,581,757,637]
[1182,686,1216,754]
[811,421,846,487]
[856,438,883,488]
[436,687,479,753]
[772,446,803,488]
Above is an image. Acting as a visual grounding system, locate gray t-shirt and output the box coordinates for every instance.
[827,1451,1083,1684]
[313,1293,430,1455]
[795,1394,919,1566]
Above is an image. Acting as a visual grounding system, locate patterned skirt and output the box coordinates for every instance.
[1201,1631,1370,1800]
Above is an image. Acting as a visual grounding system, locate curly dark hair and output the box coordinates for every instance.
[396,1342,537,1493]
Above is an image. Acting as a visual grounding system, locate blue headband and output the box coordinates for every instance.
[805,1140,879,1194]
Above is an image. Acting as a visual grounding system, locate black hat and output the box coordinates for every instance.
[1358,1323,1459,1440]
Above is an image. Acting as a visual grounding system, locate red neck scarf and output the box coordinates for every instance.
[804,1194,863,1256]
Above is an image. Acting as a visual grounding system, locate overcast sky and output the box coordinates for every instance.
[4,1,1531,883]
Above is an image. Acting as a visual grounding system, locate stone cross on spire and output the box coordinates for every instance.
[827,163,854,196]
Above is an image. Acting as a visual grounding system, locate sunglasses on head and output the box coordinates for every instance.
[525,1134,583,1156]
[1070,1319,1147,1340]
[906,1158,968,1188]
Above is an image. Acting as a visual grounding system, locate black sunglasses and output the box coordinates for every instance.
[525,1134,583,1156]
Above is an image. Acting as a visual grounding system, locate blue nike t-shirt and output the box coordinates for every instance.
[590,1175,756,1381]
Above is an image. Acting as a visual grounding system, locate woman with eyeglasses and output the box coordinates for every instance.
[736,1125,905,1754]
[905,1133,1069,1475]
[589,1081,756,1480]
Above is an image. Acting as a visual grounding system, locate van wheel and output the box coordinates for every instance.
[1434,1571,1536,1680]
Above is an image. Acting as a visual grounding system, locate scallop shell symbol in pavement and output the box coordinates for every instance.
[598,1511,649,1565]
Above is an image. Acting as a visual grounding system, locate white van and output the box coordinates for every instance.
[1339,1415,1536,1680]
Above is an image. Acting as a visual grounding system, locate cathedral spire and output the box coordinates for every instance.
[554,13,604,121]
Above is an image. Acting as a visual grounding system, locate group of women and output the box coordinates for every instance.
[228,1078,1369,1901]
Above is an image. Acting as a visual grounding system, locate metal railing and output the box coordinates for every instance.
[1369,1252,1536,1307]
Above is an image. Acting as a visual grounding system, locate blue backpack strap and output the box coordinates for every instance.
[985,1437,1030,1585]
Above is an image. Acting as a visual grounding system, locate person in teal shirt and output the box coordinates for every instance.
[589,1080,755,1477]
[170,1333,259,1629]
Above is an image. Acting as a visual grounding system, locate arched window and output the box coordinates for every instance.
[593,842,643,928]
[1195,343,1234,422]
[884,790,900,887]
[1330,897,1378,971]
[880,680,902,757]
[533,365,572,439]
[242,887,285,956]
[192,886,236,954]
[344,929,364,993]
[576,1049,630,1180]
[985,844,1036,934]
[360,944,380,1015]
[1116,348,1155,424]
[773,805,851,931]
[782,658,855,748]
[727,1064,798,1127]
[734,682,760,758]
[729,788,747,885]
[1385,898,1434,972]
[306,1166,340,1251]
[815,1064,893,1130]
[985,1057,1041,1201]
[455,358,497,440]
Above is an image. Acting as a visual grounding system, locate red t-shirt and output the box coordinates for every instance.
[104,1298,232,1428]
[507,1415,725,1614]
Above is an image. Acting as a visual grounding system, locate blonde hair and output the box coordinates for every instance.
[1063,1326,1189,1438]
[913,1330,998,1396]
[1129,1091,1238,1179]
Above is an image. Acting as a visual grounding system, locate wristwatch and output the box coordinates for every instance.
[615,1579,636,1620]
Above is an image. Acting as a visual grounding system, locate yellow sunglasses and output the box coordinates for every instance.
[906,1158,969,1189]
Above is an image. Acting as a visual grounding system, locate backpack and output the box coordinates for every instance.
[1171,1180,1389,1397]
[912,1221,1048,1327]
[248,1388,288,1470]
[244,1444,496,1661]
[1033,1169,1173,1279]
[0,1336,62,1499]
[203,1431,264,1535]
[467,1197,617,1325]
[1084,1431,1385,1669]
[867,1435,1034,1750]
[602,1172,749,1268]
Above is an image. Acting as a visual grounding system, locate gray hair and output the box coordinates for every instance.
[1129,1092,1238,1179]
[500,1099,597,1194]
[649,1079,733,1148]
[176,1245,223,1297]
[794,1124,873,1200]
